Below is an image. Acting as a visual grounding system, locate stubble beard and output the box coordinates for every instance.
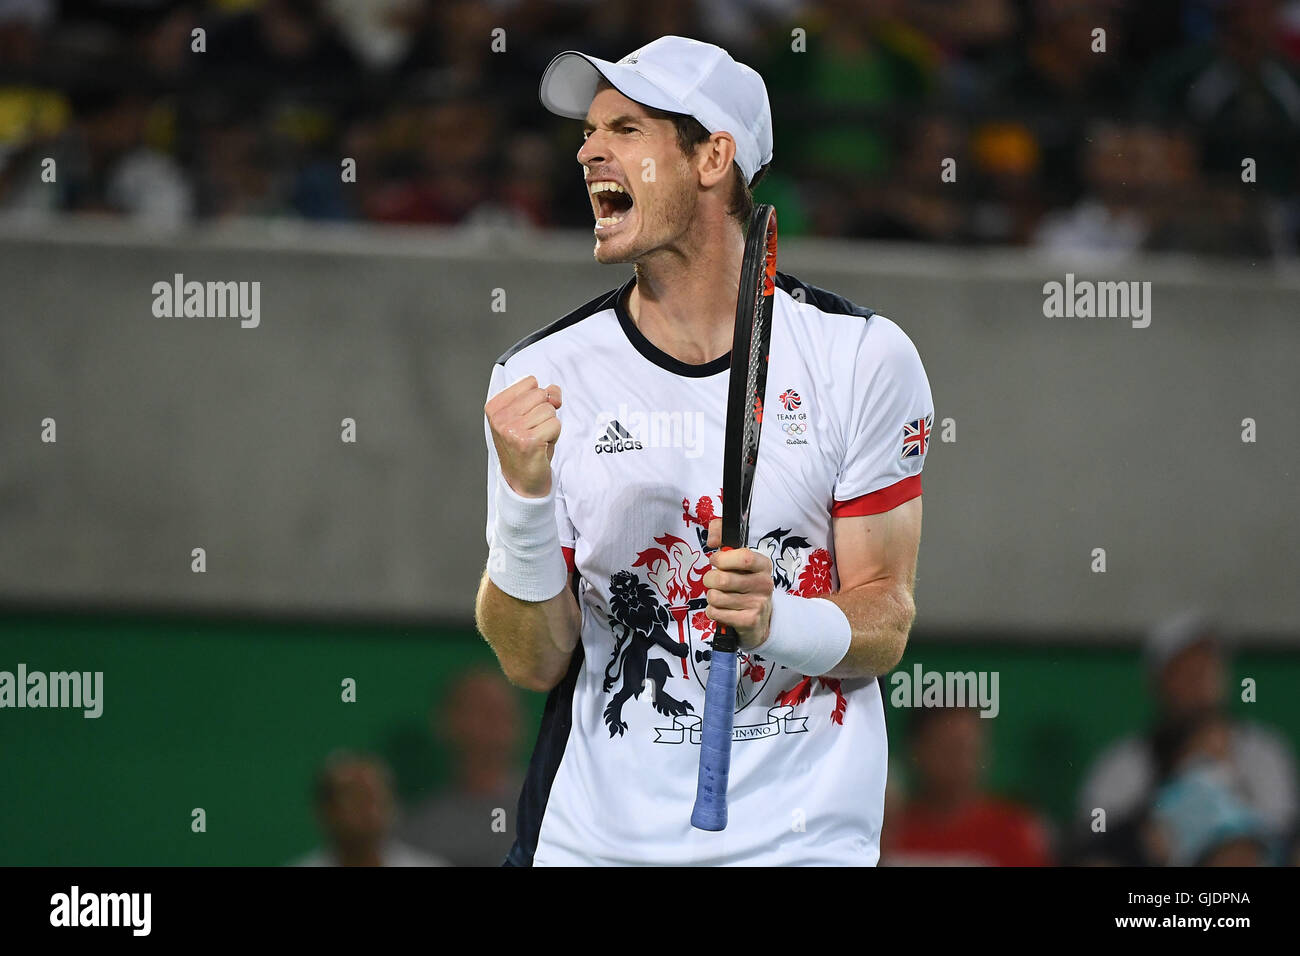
[593,179,696,266]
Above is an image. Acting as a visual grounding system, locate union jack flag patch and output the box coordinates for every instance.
[901,414,932,459]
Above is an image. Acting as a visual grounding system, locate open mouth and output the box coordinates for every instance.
[589,180,634,229]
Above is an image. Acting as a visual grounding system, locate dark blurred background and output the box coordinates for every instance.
[1,0,1298,867]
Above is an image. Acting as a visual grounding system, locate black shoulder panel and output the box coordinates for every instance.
[774,271,875,320]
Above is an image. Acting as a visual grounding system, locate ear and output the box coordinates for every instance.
[696,132,737,189]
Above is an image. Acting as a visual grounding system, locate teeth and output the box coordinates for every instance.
[590,180,631,229]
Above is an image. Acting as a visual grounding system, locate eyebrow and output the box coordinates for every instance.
[582,114,644,133]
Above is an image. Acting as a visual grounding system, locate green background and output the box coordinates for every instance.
[1,612,1296,865]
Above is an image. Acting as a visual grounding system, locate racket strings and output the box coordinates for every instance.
[736,296,768,546]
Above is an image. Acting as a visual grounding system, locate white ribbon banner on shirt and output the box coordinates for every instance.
[653,705,809,745]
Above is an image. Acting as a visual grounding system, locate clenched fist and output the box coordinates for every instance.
[485,375,563,498]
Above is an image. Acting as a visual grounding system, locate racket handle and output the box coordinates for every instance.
[691,643,738,831]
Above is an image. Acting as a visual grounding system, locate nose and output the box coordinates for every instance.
[577,131,606,168]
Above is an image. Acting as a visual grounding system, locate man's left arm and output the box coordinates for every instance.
[817,496,922,678]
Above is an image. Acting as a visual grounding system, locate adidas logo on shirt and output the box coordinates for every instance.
[594,420,644,454]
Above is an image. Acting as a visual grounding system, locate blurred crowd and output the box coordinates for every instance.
[294,668,523,867]
[1067,612,1296,866]
[291,612,1296,867]
[2,0,1300,257]
[882,611,1297,867]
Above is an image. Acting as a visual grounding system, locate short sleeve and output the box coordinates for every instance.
[484,363,577,569]
[831,316,933,517]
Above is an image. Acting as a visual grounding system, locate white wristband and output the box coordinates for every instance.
[752,590,852,676]
[487,472,569,602]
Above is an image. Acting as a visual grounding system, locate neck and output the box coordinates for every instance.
[626,215,746,366]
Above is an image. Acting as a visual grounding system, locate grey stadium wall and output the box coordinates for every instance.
[1,220,1297,638]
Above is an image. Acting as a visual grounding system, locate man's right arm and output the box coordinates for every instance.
[475,570,580,692]
[475,373,582,693]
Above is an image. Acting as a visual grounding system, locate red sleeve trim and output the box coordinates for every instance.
[561,546,576,574]
[832,474,922,517]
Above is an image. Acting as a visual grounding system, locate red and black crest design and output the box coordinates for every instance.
[600,495,849,736]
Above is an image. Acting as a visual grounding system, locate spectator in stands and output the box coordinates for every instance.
[968,120,1048,245]
[1074,706,1226,865]
[695,0,803,59]
[137,3,201,80]
[397,0,544,95]
[459,130,558,229]
[56,91,193,228]
[901,0,1019,108]
[986,0,1130,212]
[363,97,497,224]
[324,0,421,72]
[1033,120,1151,256]
[199,0,360,87]
[0,0,63,221]
[760,0,939,238]
[1149,771,1273,865]
[1038,119,1272,258]
[989,0,1129,115]
[885,706,1054,866]
[194,113,277,219]
[398,669,525,866]
[0,0,51,66]
[1142,0,1300,198]
[293,751,448,866]
[1076,611,1297,854]
[1139,124,1275,257]
[1145,709,1275,865]
[858,114,971,243]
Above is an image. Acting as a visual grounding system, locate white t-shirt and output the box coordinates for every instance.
[485,273,933,866]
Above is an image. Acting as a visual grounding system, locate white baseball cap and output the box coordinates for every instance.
[539,35,773,184]
[1145,609,1222,674]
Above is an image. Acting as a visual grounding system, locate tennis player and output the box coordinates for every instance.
[478,36,933,866]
